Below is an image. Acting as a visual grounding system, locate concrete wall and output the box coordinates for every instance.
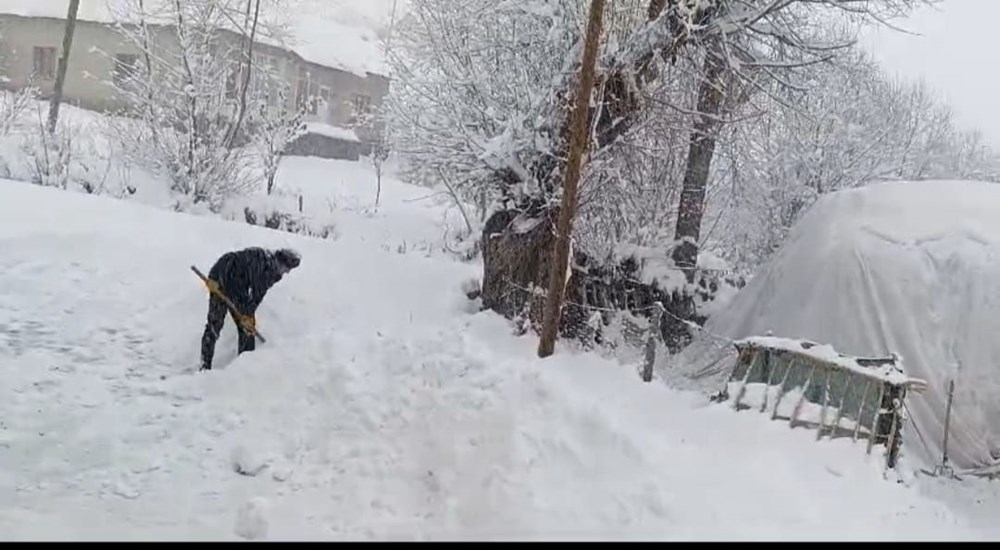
[286,133,362,161]
[293,60,389,145]
[0,15,171,113]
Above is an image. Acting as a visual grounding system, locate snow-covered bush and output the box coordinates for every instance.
[20,106,77,190]
[11,102,164,199]
[385,0,606,215]
[105,0,297,211]
[0,86,36,136]
[250,88,306,196]
[241,206,338,240]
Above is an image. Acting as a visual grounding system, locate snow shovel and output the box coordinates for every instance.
[191,265,268,344]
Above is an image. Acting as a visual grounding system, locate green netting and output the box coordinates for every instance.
[730,346,892,436]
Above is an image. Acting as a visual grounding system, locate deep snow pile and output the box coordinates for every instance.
[0,176,989,540]
[663,180,1000,475]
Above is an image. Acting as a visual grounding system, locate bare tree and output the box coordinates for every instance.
[671,39,727,278]
[371,136,389,207]
[0,85,36,136]
[252,87,306,196]
[106,0,294,209]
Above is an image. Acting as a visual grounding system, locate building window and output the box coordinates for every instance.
[353,94,371,114]
[113,53,139,88]
[295,68,311,112]
[318,86,332,114]
[33,46,57,80]
[295,70,326,116]
[303,83,321,115]
[351,94,371,122]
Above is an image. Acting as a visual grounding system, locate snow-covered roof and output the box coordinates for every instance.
[0,0,391,78]
[672,179,1000,474]
[0,0,117,22]
[279,14,388,78]
[304,122,360,143]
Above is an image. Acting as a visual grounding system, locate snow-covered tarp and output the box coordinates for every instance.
[664,180,1000,474]
[285,10,389,78]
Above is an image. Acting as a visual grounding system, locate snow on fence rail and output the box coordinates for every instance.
[710,336,928,469]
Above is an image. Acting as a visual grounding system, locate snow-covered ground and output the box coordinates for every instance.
[271,155,471,253]
[0,163,997,540]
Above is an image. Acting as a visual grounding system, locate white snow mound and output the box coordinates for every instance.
[668,180,1000,474]
[0,178,987,540]
[234,497,270,540]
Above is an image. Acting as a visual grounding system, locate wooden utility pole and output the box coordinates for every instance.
[48,0,81,134]
[537,0,606,359]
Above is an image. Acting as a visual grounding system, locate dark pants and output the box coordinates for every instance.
[200,295,255,371]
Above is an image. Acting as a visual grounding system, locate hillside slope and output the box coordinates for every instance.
[0,176,986,541]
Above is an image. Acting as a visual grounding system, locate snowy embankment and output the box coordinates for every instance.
[0,174,985,540]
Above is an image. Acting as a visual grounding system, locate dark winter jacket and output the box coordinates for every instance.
[207,247,287,315]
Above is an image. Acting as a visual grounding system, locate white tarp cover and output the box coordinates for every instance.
[668,180,1000,473]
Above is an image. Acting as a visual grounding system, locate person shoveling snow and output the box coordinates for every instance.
[196,247,301,371]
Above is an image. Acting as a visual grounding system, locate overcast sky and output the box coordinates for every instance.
[860,0,1000,146]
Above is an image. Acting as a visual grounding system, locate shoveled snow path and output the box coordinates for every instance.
[0,180,985,540]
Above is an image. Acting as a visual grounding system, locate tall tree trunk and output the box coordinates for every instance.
[480,0,716,340]
[672,41,726,280]
[47,0,81,134]
[537,0,606,359]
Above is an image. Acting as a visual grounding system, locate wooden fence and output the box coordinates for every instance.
[710,337,928,469]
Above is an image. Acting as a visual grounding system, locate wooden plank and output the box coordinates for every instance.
[867,384,887,455]
[884,390,902,469]
[759,350,777,413]
[791,362,819,427]
[734,341,924,392]
[816,367,833,441]
[770,358,796,420]
[733,350,762,410]
[852,379,872,442]
[829,374,853,440]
